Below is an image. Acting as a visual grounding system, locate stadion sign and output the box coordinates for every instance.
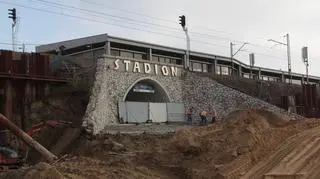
[111,58,181,77]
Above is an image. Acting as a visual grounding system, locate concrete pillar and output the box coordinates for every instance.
[183,54,187,69]
[281,71,285,83]
[148,48,152,61]
[212,59,217,75]
[4,80,12,121]
[238,65,242,77]
[258,68,261,80]
[301,75,305,85]
[105,41,111,55]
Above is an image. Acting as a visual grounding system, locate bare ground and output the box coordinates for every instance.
[2,109,320,179]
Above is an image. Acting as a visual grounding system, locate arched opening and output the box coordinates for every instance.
[124,78,170,102]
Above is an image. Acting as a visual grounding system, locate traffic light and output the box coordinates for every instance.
[8,8,16,23]
[179,15,185,28]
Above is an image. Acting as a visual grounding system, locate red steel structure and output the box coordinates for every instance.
[0,50,70,131]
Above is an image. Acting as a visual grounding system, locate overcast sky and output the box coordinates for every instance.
[0,0,319,76]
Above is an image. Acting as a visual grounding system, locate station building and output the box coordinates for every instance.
[36,34,313,134]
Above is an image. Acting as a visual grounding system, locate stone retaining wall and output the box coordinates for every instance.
[83,56,300,134]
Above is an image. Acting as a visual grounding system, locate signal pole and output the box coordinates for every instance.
[179,15,190,69]
[302,47,309,84]
[8,8,17,52]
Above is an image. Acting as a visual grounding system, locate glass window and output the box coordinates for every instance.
[216,66,221,75]
[152,55,159,62]
[111,49,120,56]
[202,64,208,72]
[243,73,250,78]
[221,66,229,75]
[292,79,301,85]
[192,62,202,72]
[134,53,143,60]
[142,54,147,60]
[120,51,133,58]
[171,59,177,64]
[159,57,166,63]
[166,58,171,64]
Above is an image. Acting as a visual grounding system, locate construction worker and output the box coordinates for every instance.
[210,107,218,124]
[185,107,194,125]
[199,110,207,125]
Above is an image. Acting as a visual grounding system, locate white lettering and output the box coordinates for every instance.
[114,59,120,70]
[161,66,169,76]
[171,66,178,76]
[123,60,130,71]
[133,62,141,73]
[154,64,158,74]
[144,63,151,74]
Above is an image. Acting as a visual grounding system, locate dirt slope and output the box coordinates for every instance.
[243,125,320,179]
[2,109,320,179]
[51,109,320,179]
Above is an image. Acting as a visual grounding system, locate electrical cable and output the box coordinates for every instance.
[32,0,287,52]
[1,1,231,49]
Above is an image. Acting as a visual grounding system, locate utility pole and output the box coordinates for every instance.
[179,15,190,69]
[268,33,292,84]
[230,42,248,76]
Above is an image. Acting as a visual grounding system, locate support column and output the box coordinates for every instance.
[105,41,111,55]
[238,65,242,77]
[281,71,285,83]
[4,80,12,121]
[301,75,305,85]
[184,54,187,69]
[212,59,217,75]
[148,48,152,61]
[258,68,262,80]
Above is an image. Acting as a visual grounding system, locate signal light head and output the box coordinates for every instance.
[179,15,186,28]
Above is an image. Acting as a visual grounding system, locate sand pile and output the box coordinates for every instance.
[0,163,63,179]
[52,109,308,179]
[162,109,299,178]
[5,109,320,179]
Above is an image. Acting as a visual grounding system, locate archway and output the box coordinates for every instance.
[124,78,170,102]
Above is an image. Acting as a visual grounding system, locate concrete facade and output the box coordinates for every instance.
[83,55,300,134]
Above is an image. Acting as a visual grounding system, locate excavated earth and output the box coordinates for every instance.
[2,108,320,179]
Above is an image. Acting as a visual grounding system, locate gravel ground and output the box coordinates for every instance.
[102,123,193,135]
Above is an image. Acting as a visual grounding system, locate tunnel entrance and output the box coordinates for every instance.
[124,79,170,103]
[119,78,184,124]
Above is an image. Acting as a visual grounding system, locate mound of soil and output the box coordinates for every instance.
[6,109,320,179]
[0,163,63,179]
[47,109,320,179]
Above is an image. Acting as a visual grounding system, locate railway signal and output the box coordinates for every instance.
[179,15,186,28]
[8,8,16,24]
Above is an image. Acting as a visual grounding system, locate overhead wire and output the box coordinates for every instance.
[3,0,289,60]
[0,0,230,49]
[32,0,286,52]
[78,0,177,24]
